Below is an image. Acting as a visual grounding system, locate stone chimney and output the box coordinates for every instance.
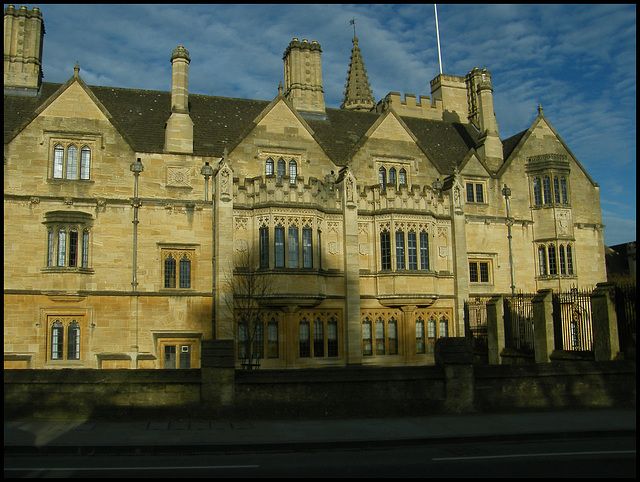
[4,5,45,95]
[466,68,503,172]
[165,45,193,153]
[283,38,325,114]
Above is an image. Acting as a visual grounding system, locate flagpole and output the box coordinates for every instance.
[434,4,443,74]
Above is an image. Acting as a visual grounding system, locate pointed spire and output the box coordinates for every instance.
[341,36,375,111]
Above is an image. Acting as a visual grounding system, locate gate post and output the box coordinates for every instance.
[201,339,235,412]
[532,289,554,362]
[590,282,620,361]
[486,296,504,364]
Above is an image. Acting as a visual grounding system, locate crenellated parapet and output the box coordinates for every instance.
[377,92,443,120]
[357,183,449,216]
[233,174,341,211]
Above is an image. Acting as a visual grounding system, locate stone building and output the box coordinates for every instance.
[4,5,607,369]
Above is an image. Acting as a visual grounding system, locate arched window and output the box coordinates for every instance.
[389,167,397,187]
[538,246,547,275]
[388,318,398,355]
[439,316,449,337]
[164,253,176,288]
[179,253,191,288]
[375,318,385,355]
[313,319,324,357]
[548,244,557,275]
[395,230,405,270]
[277,158,286,183]
[416,318,425,354]
[265,157,274,176]
[299,320,310,357]
[53,144,64,179]
[289,159,297,184]
[559,245,566,275]
[378,167,387,190]
[399,168,407,185]
[267,320,279,358]
[327,318,338,357]
[362,318,372,356]
[66,145,78,180]
[566,244,574,275]
[67,321,80,360]
[51,320,64,360]
[80,146,91,180]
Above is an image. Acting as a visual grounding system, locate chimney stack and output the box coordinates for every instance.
[4,5,45,95]
[283,38,325,114]
[165,45,194,153]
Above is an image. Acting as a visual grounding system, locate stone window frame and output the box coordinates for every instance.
[258,214,317,270]
[159,244,198,290]
[157,337,201,369]
[465,179,487,204]
[296,310,341,360]
[468,258,493,284]
[361,310,403,357]
[42,211,93,273]
[261,151,303,185]
[536,241,576,279]
[42,309,90,366]
[378,219,433,273]
[47,134,99,181]
[376,160,411,190]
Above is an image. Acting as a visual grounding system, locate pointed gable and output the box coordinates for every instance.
[39,81,109,120]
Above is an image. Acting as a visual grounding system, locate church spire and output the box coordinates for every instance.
[341,36,375,111]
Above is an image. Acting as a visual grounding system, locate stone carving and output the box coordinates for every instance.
[167,167,190,187]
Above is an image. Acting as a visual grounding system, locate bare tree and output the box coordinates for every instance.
[223,245,276,370]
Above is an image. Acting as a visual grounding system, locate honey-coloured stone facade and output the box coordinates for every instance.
[4,6,606,370]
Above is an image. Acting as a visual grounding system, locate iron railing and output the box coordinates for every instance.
[503,293,535,353]
[614,282,636,353]
[552,287,594,351]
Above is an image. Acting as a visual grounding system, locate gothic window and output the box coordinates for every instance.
[542,176,552,204]
[533,177,543,206]
[439,316,449,337]
[566,244,574,275]
[553,177,561,204]
[288,226,299,268]
[416,318,426,354]
[362,318,372,356]
[388,318,398,355]
[267,319,279,358]
[407,231,418,270]
[375,318,385,355]
[44,212,92,270]
[560,177,568,204]
[559,245,566,275]
[259,226,269,268]
[277,158,286,183]
[274,225,285,268]
[399,168,407,185]
[378,167,387,190]
[395,230,405,270]
[289,160,297,184]
[428,316,436,353]
[389,167,397,187]
[51,142,92,180]
[299,320,310,358]
[327,319,338,357]
[254,322,265,359]
[538,246,548,276]
[313,319,324,357]
[162,249,194,289]
[265,157,274,176]
[380,230,391,270]
[48,316,83,362]
[420,230,430,270]
[302,227,313,268]
[548,244,557,275]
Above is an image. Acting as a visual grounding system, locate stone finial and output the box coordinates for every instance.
[74,61,80,77]
[341,35,376,111]
[278,82,283,95]
[538,103,543,116]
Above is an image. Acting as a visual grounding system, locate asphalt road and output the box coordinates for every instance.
[4,433,636,478]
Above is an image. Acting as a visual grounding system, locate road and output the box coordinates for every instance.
[4,434,636,478]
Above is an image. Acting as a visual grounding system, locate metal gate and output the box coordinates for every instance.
[552,287,593,351]
[503,293,535,353]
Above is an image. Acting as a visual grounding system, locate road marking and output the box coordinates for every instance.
[5,465,260,471]
[433,450,636,461]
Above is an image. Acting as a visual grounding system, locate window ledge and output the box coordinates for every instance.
[41,267,94,274]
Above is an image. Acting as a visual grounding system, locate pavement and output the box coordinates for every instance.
[4,408,636,455]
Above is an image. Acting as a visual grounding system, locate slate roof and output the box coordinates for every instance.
[5,81,490,175]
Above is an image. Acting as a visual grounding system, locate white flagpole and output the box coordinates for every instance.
[434,4,443,74]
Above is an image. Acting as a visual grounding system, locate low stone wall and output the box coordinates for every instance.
[4,359,635,421]
[4,369,202,420]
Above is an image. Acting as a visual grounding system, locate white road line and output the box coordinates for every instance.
[433,450,636,461]
[5,465,261,471]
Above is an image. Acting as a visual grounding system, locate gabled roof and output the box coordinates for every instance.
[5,80,483,175]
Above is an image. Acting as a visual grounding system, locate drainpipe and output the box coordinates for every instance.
[130,158,144,291]
[201,161,215,338]
[502,184,515,295]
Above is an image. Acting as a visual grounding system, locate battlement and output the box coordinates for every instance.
[377,92,443,120]
[357,183,449,216]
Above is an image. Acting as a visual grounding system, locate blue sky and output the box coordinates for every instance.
[13,4,636,246]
